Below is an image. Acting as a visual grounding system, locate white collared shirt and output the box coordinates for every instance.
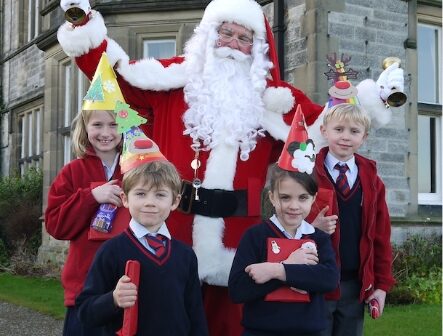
[102,153,120,181]
[129,218,171,252]
[324,152,358,188]
[269,214,315,239]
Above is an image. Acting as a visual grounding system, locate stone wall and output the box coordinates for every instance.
[1,0,45,175]
[327,0,410,217]
[0,1,439,267]
[266,0,411,217]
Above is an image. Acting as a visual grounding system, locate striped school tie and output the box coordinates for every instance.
[334,163,351,196]
[145,234,166,257]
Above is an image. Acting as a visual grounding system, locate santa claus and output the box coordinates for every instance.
[57,0,404,335]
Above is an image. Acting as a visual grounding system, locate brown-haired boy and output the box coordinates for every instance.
[76,160,209,335]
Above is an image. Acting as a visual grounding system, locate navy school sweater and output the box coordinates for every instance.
[76,228,209,336]
[228,221,339,335]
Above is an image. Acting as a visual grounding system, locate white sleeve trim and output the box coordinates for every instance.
[116,59,188,91]
[57,10,107,57]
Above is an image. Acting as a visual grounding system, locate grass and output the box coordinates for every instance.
[365,303,442,335]
[0,273,441,335]
[0,272,65,319]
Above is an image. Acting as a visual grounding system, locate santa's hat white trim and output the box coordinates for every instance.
[201,0,265,37]
[57,10,106,57]
[116,59,188,91]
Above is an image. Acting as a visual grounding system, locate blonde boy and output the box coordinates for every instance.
[313,103,395,336]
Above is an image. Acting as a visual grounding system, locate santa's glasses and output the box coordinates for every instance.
[218,28,253,47]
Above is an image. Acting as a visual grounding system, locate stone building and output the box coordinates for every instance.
[0,0,441,264]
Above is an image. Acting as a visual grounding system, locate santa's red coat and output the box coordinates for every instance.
[76,39,323,249]
[75,39,323,336]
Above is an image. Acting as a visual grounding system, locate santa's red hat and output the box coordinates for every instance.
[263,15,281,83]
[278,105,316,174]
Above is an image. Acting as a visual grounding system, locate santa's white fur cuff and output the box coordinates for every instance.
[57,10,106,57]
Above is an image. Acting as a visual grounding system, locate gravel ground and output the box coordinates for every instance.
[0,301,63,336]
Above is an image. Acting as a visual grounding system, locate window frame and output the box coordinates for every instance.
[416,21,442,205]
[17,105,43,174]
[128,24,182,59]
[26,0,41,42]
[60,60,88,165]
[143,39,177,59]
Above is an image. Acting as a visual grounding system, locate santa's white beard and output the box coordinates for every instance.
[183,47,265,160]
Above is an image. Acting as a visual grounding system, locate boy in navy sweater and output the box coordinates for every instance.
[76,153,208,335]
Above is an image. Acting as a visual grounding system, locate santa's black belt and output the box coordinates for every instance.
[178,180,247,217]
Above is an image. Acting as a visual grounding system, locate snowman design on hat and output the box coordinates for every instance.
[287,138,316,175]
[278,105,316,175]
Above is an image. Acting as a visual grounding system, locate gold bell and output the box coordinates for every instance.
[65,6,88,25]
[382,57,407,107]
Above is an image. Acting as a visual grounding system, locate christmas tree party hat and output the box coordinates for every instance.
[83,52,125,111]
[277,105,316,174]
[114,101,148,134]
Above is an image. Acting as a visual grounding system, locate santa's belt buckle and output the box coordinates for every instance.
[177,180,195,214]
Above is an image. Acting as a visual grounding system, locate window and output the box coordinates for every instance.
[418,24,441,104]
[18,106,43,174]
[143,39,176,59]
[417,23,442,205]
[129,24,183,59]
[61,62,87,165]
[63,63,73,164]
[27,0,41,42]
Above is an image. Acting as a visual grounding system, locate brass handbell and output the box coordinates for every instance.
[65,6,88,25]
[382,57,407,107]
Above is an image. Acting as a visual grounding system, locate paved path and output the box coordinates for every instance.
[0,301,63,336]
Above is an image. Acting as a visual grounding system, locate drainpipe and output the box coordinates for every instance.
[0,0,4,174]
[273,0,285,79]
[0,0,3,108]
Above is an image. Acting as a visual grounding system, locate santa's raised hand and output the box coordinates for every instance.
[376,62,405,102]
[60,0,91,14]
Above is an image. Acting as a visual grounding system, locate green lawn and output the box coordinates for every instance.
[0,273,65,319]
[365,303,442,335]
[0,272,441,335]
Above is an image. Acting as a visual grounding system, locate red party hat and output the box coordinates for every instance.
[278,105,316,174]
[120,127,167,174]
